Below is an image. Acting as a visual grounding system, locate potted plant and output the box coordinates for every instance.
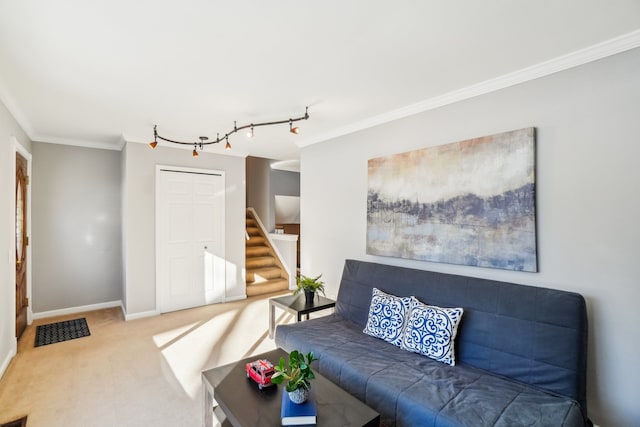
[294,274,325,304]
[271,350,317,404]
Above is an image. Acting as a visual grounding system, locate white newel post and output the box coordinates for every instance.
[269,233,299,290]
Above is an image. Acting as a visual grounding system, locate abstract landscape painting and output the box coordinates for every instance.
[367,127,537,272]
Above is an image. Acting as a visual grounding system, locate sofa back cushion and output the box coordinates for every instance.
[335,259,588,413]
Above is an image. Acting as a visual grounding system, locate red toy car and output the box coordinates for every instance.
[245,359,275,389]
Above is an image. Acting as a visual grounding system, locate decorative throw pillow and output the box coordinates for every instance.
[363,288,412,347]
[400,297,464,366]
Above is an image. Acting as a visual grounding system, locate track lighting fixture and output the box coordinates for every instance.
[290,120,300,134]
[150,107,309,156]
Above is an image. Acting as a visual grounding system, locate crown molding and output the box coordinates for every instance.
[0,76,35,137]
[297,29,640,148]
[32,135,124,151]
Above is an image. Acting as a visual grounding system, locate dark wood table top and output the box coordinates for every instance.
[202,348,379,427]
[270,294,336,316]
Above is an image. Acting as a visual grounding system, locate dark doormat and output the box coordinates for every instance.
[35,318,90,347]
[1,416,27,427]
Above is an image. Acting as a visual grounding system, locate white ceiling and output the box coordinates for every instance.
[1,1,639,161]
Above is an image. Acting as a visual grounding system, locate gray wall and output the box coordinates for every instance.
[270,168,300,228]
[300,48,640,427]
[246,156,271,228]
[246,156,300,231]
[122,142,246,316]
[271,169,300,197]
[0,98,32,376]
[31,142,122,312]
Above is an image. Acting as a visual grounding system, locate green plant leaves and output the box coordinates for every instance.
[269,351,317,392]
[293,274,326,295]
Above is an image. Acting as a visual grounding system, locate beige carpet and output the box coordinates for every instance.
[0,292,295,427]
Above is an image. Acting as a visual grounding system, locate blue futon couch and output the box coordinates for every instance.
[276,259,590,426]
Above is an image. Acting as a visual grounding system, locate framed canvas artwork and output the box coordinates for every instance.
[367,127,537,272]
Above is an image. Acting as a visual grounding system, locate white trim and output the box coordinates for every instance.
[14,142,33,327]
[11,137,33,338]
[124,309,160,321]
[32,300,123,320]
[0,344,17,380]
[155,165,227,314]
[32,135,124,151]
[14,139,31,160]
[297,29,640,148]
[223,294,247,303]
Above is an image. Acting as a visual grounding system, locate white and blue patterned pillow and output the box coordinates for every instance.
[363,288,412,347]
[400,297,464,366]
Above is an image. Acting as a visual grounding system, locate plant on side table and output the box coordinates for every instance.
[294,274,325,304]
[271,350,317,404]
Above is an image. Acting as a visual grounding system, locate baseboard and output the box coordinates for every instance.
[32,300,123,320]
[0,342,17,381]
[123,309,160,321]
[224,295,247,303]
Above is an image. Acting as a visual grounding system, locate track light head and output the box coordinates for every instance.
[247,125,254,138]
[192,144,199,157]
[225,137,231,150]
[150,125,159,148]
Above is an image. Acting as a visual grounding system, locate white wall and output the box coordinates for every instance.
[122,142,246,317]
[30,142,122,313]
[300,48,640,427]
[0,99,31,379]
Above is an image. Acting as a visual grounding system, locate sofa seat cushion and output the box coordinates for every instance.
[276,314,585,427]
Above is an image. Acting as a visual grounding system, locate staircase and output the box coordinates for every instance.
[246,209,289,297]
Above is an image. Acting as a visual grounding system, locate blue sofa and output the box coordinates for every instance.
[276,260,590,426]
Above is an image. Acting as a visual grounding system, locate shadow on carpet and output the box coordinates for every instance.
[35,318,90,347]
[0,416,27,427]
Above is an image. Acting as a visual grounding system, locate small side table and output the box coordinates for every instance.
[269,294,336,339]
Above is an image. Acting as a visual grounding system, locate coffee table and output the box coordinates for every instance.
[202,348,380,427]
[268,294,336,339]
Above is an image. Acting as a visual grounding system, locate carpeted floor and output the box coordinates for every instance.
[0,292,297,427]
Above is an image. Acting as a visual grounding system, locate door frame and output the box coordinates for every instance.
[11,137,32,334]
[155,165,226,313]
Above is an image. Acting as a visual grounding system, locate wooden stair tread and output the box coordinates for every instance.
[245,208,289,297]
[246,245,271,257]
[245,278,289,297]
[246,266,283,282]
[246,256,277,269]
[246,236,266,246]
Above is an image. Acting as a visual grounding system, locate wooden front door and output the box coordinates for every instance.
[15,153,28,339]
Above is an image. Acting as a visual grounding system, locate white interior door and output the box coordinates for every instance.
[157,167,225,313]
